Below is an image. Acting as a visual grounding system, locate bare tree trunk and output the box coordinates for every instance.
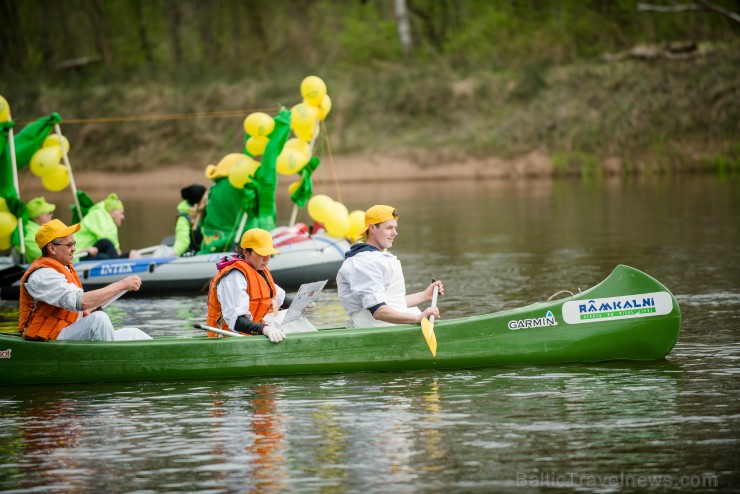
[165,0,183,67]
[0,0,28,70]
[245,0,270,66]
[395,0,413,56]
[87,0,112,65]
[133,0,154,64]
[197,1,218,66]
[57,0,74,61]
[638,1,740,23]
[407,0,445,52]
[231,1,243,66]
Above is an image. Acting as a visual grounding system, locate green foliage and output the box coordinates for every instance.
[1,1,738,176]
[552,151,601,177]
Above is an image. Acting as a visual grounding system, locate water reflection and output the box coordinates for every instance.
[1,357,735,491]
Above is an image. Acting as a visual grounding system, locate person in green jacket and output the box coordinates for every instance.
[20,197,97,263]
[172,184,207,256]
[20,197,55,263]
[75,193,140,260]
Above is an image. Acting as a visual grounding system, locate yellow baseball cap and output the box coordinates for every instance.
[35,219,80,249]
[362,205,398,234]
[26,197,56,218]
[240,228,280,256]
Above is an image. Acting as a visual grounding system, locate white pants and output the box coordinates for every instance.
[57,311,152,341]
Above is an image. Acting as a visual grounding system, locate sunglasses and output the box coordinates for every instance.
[52,241,76,248]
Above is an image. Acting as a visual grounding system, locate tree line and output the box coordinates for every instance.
[2,0,738,83]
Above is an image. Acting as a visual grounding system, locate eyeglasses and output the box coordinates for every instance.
[52,241,76,248]
[391,209,399,219]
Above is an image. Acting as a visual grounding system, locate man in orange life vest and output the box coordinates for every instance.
[18,219,151,341]
[206,228,313,343]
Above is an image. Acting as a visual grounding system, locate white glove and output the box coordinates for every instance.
[263,325,286,343]
[302,302,317,316]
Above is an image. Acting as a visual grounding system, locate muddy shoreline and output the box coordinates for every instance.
[21,151,561,197]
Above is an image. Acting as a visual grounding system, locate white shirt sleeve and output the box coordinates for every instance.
[24,268,84,312]
[216,269,252,329]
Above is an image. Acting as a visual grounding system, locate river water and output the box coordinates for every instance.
[1,176,738,492]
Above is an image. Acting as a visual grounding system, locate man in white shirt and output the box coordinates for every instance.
[336,205,443,328]
[18,219,151,341]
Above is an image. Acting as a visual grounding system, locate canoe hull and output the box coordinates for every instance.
[0,265,681,385]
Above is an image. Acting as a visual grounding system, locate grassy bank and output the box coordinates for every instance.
[7,42,740,178]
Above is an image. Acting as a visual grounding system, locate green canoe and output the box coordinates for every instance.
[0,265,681,386]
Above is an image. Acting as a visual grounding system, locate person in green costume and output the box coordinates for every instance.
[198,109,292,254]
[19,197,97,263]
[75,193,140,260]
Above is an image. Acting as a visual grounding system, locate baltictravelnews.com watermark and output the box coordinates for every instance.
[517,472,719,489]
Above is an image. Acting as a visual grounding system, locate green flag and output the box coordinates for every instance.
[0,113,62,218]
[290,156,321,208]
[250,108,292,231]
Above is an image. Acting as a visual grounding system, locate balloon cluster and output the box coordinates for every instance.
[218,75,332,191]
[29,134,71,192]
[279,76,331,177]
[1,96,70,192]
[306,194,364,240]
[0,197,16,250]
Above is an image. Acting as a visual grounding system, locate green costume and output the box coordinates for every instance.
[75,201,120,252]
[21,220,42,263]
[198,109,292,254]
[196,108,322,253]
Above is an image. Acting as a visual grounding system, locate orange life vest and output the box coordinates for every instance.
[206,260,276,337]
[19,257,82,341]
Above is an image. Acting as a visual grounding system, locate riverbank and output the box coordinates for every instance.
[20,150,561,198]
[8,42,738,185]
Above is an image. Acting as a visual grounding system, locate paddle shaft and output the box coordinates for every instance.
[193,323,247,338]
[429,285,439,324]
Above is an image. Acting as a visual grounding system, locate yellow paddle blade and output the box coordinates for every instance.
[420,317,437,357]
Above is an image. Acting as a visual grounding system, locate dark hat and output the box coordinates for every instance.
[181,184,206,206]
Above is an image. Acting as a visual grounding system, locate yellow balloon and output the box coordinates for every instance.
[276,149,309,176]
[288,180,303,196]
[0,211,18,236]
[283,138,310,155]
[318,94,332,121]
[0,196,9,213]
[42,134,71,154]
[246,135,269,157]
[324,202,350,238]
[228,157,260,189]
[300,76,327,107]
[307,194,334,223]
[0,234,11,251]
[207,152,248,180]
[41,164,70,191]
[348,210,365,237]
[30,146,62,177]
[291,103,318,130]
[0,95,10,122]
[243,112,275,137]
[292,122,315,142]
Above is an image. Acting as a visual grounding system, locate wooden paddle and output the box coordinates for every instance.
[193,323,247,338]
[420,284,439,357]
